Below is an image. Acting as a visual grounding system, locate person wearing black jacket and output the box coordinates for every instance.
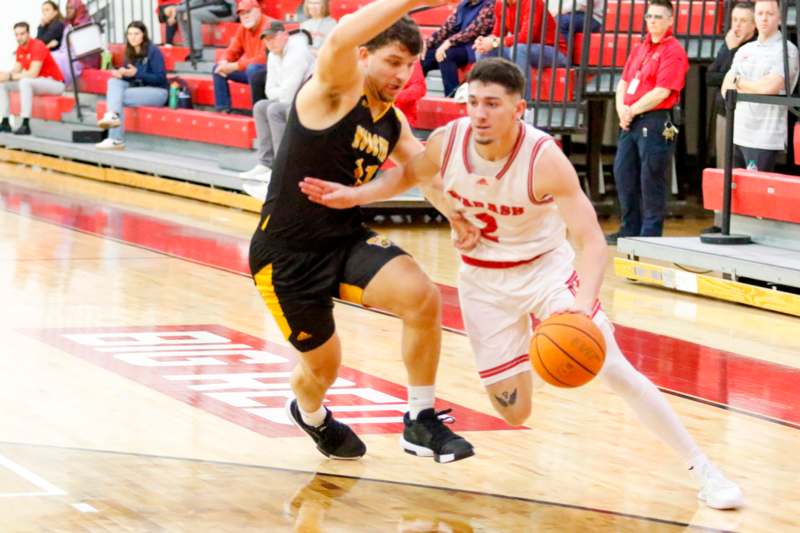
[37,1,66,50]
[707,2,757,169]
[95,22,169,150]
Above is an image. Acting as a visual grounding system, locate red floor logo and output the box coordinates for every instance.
[23,325,516,437]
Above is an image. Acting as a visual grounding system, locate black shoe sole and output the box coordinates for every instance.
[284,398,365,461]
[400,436,475,463]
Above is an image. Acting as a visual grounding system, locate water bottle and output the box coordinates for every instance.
[168,82,179,109]
[746,160,757,171]
[100,49,113,70]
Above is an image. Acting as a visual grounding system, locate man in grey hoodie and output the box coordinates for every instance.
[241,22,316,190]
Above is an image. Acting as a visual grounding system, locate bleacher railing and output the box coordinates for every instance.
[82,0,161,45]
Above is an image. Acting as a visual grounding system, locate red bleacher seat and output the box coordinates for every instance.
[573,32,643,67]
[78,68,112,95]
[604,0,723,34]
[96,101,255,149]
[168,22,241,48]
[530,68,576,102]
[108,44,189,71]
[794,123,800,166]
[329,0,371,20]
[415,97,466,130]
[410,5,456,27]
[703,168,800,224]
[9,93,74,121]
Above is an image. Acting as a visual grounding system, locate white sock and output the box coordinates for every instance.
[407,385,435,420]
[299,404,327,427]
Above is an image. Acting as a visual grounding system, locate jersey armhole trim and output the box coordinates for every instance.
[527,136,556,205]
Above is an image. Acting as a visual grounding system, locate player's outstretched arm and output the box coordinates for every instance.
[534,144,608,316]
[311,0,453,98]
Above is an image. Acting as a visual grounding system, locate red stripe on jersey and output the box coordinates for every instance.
[479,354,530,379]
[461,253,543,269]
[462,122,526,180]
[527,135,555,205]
[441,122,460,178]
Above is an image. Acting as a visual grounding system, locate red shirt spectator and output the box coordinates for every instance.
[395,61,426,127]
[224,13,271,70]
[17,38,64,82]
[491,0,565,54]
[621,28,688,110]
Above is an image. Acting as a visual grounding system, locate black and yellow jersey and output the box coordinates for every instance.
[252,94,402,252]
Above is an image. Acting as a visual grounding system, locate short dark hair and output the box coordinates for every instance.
[363,16,422,56]
[13,22,30,33]
[648,0,674,14]
[466,58,526,97]
[732,1,756,11]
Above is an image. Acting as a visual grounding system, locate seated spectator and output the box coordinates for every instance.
[157,0,181,46]
[240,22,315,182]
[395,61,426,128]
[95,21,169,150]
[213,0,270,112]
[721,0,799,172]
[300,0,337,54]
[0,22,65,136]
[177,0,237,61]
[38,1,66,51]
[473,0,567,99]
[548,0,603,37]
[65,0,91,27]
[422,0,493,97]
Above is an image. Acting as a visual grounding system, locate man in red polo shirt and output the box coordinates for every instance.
[606,0,688,244]
[0,22,65,136]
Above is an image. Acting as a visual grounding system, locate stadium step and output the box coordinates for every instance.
[95,101,256,149]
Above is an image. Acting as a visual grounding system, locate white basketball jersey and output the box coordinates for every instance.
[441,117,567,263]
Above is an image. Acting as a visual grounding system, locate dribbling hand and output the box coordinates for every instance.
[299,177,360,209]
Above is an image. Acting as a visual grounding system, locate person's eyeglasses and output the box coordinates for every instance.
[644,13,666,20]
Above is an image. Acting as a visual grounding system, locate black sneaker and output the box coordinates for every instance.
[285,399,366,460]
[0,120,10,133]
[401,408,474,463]
[13,122,31,136]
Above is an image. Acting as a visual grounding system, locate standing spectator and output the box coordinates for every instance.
[177,0,237,61]
[606,0,688,244]
[548,0,603,36]
[95,21,169,150]
[473,0,567,99]
[240,22,315,183]
[721,0,799,172]
[213,0,270,112]
[0,22,65,136]
[395,61,426,127]
[707,2,757,170]
[37,1,66,51]
[421,0,493,97]
[300,0,337,54]
[65,0,92,27]
[157,0,181,46]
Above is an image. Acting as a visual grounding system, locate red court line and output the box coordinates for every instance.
[3,181,799,429]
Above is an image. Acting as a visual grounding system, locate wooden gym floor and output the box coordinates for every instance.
[0,162,798,532]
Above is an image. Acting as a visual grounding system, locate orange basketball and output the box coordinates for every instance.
[530,313,606,388]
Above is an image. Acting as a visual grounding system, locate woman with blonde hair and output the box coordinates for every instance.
[300,0,337,53]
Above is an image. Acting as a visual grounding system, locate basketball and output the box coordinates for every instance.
[530,313,607,388]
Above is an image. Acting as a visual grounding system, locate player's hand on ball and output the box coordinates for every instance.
[300,177,360,209]
[451,212,480,252]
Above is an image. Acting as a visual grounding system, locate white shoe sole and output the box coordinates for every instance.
[284,398,363,461]
[698,490,744,510]
[97,119,120,130]
[400,437,464,464]
[96,143,125,151]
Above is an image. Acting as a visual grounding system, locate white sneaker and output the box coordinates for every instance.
[694,463,744,510]
[97,111,120,129]
[95,138,125,150]
[238,164,271,181]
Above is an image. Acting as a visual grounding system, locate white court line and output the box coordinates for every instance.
[0,491,58,498]
[0,452,65,496]
[72,502,98,513]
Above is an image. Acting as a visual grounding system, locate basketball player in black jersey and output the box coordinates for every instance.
[249,0,476,463]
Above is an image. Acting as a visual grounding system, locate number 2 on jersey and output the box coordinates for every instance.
[474,212,499,242]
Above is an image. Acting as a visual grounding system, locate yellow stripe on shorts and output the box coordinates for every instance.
[254,264,292,340]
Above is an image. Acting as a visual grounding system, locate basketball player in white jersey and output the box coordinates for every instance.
[299,57,743,510]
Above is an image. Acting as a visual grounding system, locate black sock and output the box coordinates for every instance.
[21,118,29,126]
[1,118,9,126]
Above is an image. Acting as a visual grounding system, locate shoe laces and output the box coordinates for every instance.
[420,409,460,449]
[317,417,349,446]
